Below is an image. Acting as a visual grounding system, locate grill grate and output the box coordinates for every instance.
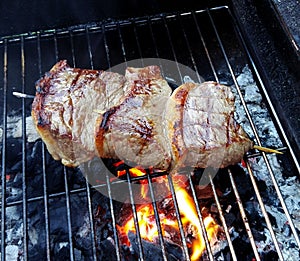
[1,5,300,261]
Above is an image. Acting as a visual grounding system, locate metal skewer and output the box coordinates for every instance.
[12,92,35,99]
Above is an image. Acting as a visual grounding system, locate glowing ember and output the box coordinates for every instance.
[118,175,219,260]
[175,186,218,260]
[117,167,149,199]
[120,204,178,245]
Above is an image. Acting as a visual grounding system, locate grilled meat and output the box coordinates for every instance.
[95,66,172,169]
[32,61,253,170]
[166,81,253,169]
[31,60,130,167]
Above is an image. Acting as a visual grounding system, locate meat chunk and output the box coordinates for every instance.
[32,61,253,170]
[166,81,253,169]
[31,60,129,167]
[95,66,172,169]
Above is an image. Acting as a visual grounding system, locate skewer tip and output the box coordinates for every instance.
[12,92,35,99]
[253,145,284,155]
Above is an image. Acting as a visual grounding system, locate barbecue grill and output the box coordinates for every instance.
[1,0,300,260]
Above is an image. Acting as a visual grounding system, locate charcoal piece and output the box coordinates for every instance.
[128,232,184,261]
[250,228,266,242]
[74,227,93,258]
[231,237,254,261]
[52,244,70,261]
[97,238,117,261]
[165,241,185,261]
[26,141,43,174]
[224,212,236,227]
[282,222,291,237]
[28,245,47,261]
[261,250,279,261]
[266,212,277,228]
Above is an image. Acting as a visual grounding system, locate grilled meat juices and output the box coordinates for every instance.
[32,61,253,169]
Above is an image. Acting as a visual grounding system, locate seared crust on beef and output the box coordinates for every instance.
[95,66,172,169]
[31,60,129,167]
[166,81,253,169]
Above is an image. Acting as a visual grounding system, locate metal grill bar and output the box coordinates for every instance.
[4,172,169,207]
[192,11,219,82]
[20,35,29,261]
[37,32,51,261]
[105,172,121,261]
[85,27,100,261]
[245,160,284,260]
[126,170,145,261]
[177,13,202,83]
[63,167,75,261]
[209,175,238,261]
[111,24,146,260]
[162,15,184,83]
[167,175,191,261]
[1,39,7,261]
[187,173,214,260]
[227,169,261,260]
[131,21,144,67]
[207,8,288,258]
[57,31,75,260]
[146,172,168,261]
[102,24,112,71]
[117,22,128,66]
[207,8,300,253]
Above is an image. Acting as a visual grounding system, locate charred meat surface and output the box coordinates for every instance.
[31,60,129,167]
[95,66,172,169]
[166,81,253,169]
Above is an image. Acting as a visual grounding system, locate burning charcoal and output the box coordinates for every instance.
[224,212,236,227]
[250,228,266,242]
[74,248,84,261]
[232,237,255,261]
[52,242,70,261]
[74,215,94,259]
[97,238,117,261]
[44,162,65,193]
[210,203,218,214]
[261,250,279,260]
[26,141,43,174]
[128,232,184,261]
[28,245,48,261]
[165,241,185,261]
[195,184,222,200]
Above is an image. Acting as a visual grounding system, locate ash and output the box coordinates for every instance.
[232,65,300,260]
[0,114,40,148]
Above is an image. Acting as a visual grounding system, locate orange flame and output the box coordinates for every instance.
[175,186,218,260]
[117,167,149,199]
[119,175,219,260]
[121,204,178,245]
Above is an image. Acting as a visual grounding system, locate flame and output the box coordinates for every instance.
[129,168,148,199]
[117,167,149,199]
[121,204,178,245]
[119,175,219,260]
[175,186,218,260]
